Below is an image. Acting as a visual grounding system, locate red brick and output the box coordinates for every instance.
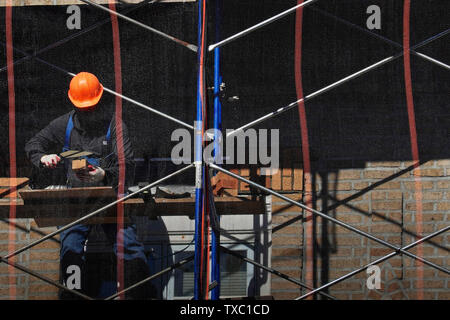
[373,181,401,190]
[338,170,361,180]
[370,248,392,256]
[271,280,302,290]
[272,203,302,214]
[29,251,59,261]
[436,202,450,211]
[372,201,402,211]
[364,170,397,179]
[272,291,300,300]
[368,161,402,167]
[412,168,445,177]
[272,236,302,246]
[271,170,282,190]
[402,181,434,190]
[272,248,302,258]
[271,259,301,268]
[282,176,292,191]
[436,180,450,189]
[370,223,401,233]
[29,284,59,294]
[353,182,370,190]
[404,202,434,211]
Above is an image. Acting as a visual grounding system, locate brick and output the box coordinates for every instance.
[272,213,302,224]
[412,168,445,177]
[272,225,303,234]
[412,192,444,200]
[28,294,59,300]
[272,236,302,246]
[373,181,401,190]
[272,248,302,258]
[338,170,361,180]
[0,287,25,297]
[364,170,397,179]
[370,223,401,233]
[436,202,450,211]
[368,161,402,167]
[280,269,301,278]
[372,201,402,211]
[271,170,282,190]
[29,284,59,294]
[330,281,363,291]
[335,214,362,224]
[330,182,352,191]
[29,241,60,250]
[413,280,445,289]
[402,181,434,190]
[370,248,392,256]
[293,169,303,190]
[272,203,302,214]
[282,177,292,191]
[436,181,450,189]
[337,237,364,246]
[29,251,60,261]
[386,191,403,200]
[28,262,59,272]
[437,292,450,299]
[371,191,386,200]
[422,213,445,222]
[331,248,352,257]
[272,193,302,202]
[329,258,361,268]
[435,159,450,167]
[271,280,302,290]
[271,259,301,268]
[282,167,292,177]
[404,202,435,211]
[353,182,370,190]
[272,291,300,300]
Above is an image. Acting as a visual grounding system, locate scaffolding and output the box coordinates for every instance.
[0,0,449,300]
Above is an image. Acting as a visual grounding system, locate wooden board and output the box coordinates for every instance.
[19,186,116,202]
[149,196,266,218]
[0,178,266,227]
[0,178,29,198]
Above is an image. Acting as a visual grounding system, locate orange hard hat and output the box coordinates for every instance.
[68,72,104,109]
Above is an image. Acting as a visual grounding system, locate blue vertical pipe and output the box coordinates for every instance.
[211,0,222,301]
[193,0,205,300]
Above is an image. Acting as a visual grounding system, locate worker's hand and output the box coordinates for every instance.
[40,154,61,168]
[75,166,105,183]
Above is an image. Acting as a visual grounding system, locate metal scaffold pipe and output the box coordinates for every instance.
[296,225,450,300]
[79,0,198,52]
[0,41,194,131]
[3,164,194,260]
[310,6,450,71]
[208,0,318,51]
[226,26,450,138]
[208,164,450,275]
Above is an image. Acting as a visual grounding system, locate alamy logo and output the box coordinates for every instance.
[171,122,279,175]
[366,265,381,289]
[366,5,381,30]
[66,5,81,30]
[65,265,81,290]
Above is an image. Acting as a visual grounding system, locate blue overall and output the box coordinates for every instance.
[59,113,147,270]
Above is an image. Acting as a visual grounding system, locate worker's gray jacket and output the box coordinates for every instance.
[25,109,135,190]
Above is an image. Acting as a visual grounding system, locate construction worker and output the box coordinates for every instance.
[25,72,154,299]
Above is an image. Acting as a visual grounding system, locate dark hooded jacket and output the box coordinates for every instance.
[25,108,135,191]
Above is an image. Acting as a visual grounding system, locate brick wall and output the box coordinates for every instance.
[2,160,448,300]
[269,159,449,300]
[0,219,60,299]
